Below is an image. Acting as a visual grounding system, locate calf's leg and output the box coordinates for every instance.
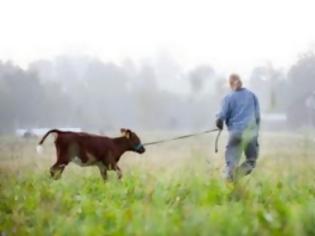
[50,162,67,180]
[50,145,69,180]
[115,165,123,179]
[97,162,108,181]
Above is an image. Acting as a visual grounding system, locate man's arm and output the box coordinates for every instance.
[253,94,261,127]
[216,96,230,130]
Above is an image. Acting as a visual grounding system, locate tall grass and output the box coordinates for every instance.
[1,132,315,235]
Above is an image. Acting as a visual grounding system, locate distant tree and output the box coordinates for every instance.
[249,64,287,113]
[0,59,76,133]
[187,65,214,94]
[286,52,315,127]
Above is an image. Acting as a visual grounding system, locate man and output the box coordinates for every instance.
[216,74,260,181]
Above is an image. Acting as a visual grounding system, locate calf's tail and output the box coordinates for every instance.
[36,129,60,154]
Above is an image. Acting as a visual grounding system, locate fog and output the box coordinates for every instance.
[1,50,315,135]
[0,0,315,136]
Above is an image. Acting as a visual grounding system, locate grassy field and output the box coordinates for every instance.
[1,131,315,235]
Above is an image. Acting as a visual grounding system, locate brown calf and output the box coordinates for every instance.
[37,128,145,180]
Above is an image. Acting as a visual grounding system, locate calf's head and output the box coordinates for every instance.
[120,128,146,154]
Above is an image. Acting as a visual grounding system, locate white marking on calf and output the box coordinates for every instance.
[36,145,43,154]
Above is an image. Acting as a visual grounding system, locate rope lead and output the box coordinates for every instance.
[143,128,221,153]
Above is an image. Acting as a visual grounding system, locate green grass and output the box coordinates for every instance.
[1,132,315,235]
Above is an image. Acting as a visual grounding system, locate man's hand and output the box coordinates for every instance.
[216,118,224,130]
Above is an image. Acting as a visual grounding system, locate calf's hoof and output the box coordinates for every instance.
[50,169,62,180]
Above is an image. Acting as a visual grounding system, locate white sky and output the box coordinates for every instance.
[0,0,315,76]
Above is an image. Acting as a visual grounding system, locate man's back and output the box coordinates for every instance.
[218,88,260,132]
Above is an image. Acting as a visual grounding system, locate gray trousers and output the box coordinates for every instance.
[225,130,259,181]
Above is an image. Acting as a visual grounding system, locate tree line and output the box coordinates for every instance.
[0,52,314,134]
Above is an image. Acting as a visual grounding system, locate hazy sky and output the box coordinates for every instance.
[0,0,314,75]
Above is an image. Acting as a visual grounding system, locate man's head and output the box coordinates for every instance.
[120,128,146,154]
[229,74,243,91]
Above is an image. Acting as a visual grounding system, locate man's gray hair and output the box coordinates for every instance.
[229,74,242,90]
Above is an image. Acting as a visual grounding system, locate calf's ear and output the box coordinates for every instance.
[120,128,131,139]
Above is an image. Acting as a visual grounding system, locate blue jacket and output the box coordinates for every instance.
[217,88,260,132]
